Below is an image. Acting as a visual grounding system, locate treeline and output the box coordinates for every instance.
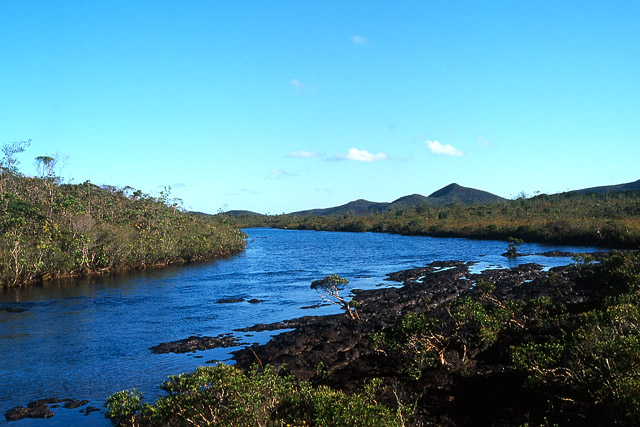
[0,141,246,287]
[226,191,640,248]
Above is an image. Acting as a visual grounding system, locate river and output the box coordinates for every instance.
[0,228,601,426]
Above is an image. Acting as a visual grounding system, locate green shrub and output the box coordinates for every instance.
[105,364,409,426]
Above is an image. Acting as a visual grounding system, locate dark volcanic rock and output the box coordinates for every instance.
[0,307,28,313]
[5,404,54,421]
[5,398,90,421]
[150,334,246,354]
[216,298,244,304]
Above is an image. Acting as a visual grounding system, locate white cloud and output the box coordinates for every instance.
[426,140,464,157]
[350,35,368,45]
[287,150,321,158]
[335,147,388,162]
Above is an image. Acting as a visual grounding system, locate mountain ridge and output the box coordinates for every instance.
[222,178,640,217]
[569,178,640,195]
[287,183,506,216]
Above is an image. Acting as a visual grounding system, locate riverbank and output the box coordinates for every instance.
[0,173,247,288]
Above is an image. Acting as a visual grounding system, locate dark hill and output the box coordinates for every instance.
[571,178,640,195]
[290,199,390,216]
[428,183,507,205]
[222,210,263,217]
[289,184,505,216]
[389,194,432,210]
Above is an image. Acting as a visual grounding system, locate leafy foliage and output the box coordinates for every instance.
[371,252,640,424]
[511,251,640,425]
[310,274,360,320]
[105,364,409,426]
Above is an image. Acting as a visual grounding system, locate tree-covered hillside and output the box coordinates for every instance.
[0,141,246,287]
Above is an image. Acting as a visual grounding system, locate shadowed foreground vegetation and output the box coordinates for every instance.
[0,141,246,287]
[225,190,640,249]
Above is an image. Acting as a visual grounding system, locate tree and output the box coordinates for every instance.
[505,237,524,258]
[35,155,57,178]
[0,140,30,193]
[310,274,360,320]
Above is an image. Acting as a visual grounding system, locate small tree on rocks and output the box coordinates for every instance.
[311,274,360,320]
[505,237,524,258]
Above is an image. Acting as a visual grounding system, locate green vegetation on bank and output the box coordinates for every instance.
[105,364,410,426]
[224,190,640,249]
[0,141,246,287]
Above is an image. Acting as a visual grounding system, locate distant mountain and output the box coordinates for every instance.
[288,183,506,216]
[290,199,391,216]
[427,183,507,205]
[389,194,432,210]
[223,210,264,217]
[571,179,640,195]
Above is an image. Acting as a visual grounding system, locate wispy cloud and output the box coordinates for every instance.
[290,78,305,94]
[477,136,491,147]
[287,150,321,158]
[269,169,296,177]
[334,148,388,162]
[156,182,187,190]
[240,188,260,195]
[350,34,368,46]
[426,140,464,157]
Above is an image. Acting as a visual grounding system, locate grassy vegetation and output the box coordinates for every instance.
[225,191,640,249]
[0,141,246,287]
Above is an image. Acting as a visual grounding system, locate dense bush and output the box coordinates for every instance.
[372,251,640,425]
[105,364,410,426]
[0,142,246,287]
[511,251,640,425]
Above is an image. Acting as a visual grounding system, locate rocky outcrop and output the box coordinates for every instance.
[4,398,95,422]
[150,333,246,354]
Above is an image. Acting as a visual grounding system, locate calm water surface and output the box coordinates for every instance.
[0,229,600,426]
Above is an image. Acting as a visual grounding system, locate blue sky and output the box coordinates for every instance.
[1,1,639,214]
